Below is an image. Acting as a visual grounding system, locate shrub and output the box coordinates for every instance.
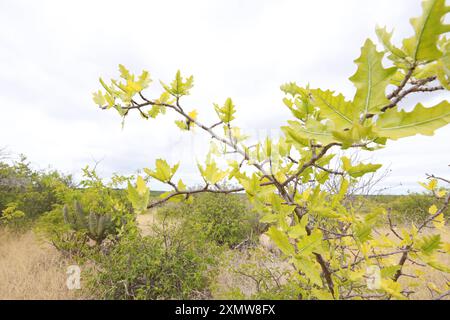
[158,193,261,247]
[35,167,137,256]
[88,223,220,299]
[34,205,91,258]
[0,155,73,224]
[390,192,450,223]
[0,202,26,230]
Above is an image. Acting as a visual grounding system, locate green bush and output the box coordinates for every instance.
[158,193,261,247]
[0,155,73,225]
[34,205,93,258]
[369,192,450,223]
[88,224,220,299]
[0,202,26,230]
[35,167,136,256]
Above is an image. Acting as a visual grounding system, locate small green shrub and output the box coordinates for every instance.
[88,224,220,300]
[159,193,261,247]
[0,202,26,230]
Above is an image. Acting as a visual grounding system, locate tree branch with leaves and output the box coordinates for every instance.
[93,0,450,300]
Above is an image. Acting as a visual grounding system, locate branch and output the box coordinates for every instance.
[314,165,344,176]
[364,71,442,120]
[418,192,450,232]
[387,211,403,241]
[387,67,415,100]
[426,173,450,185]
[435,290,450,300]
[381,84,444,113]
[147,185,249,208]
[282,143,340,187]
[338,249,412,271]
[391,192,450,284]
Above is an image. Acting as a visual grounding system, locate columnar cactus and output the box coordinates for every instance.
[62,200,114,244]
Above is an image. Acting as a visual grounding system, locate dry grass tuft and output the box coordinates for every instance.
[0,229,84,300]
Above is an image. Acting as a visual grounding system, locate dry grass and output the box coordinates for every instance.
[136,210,158,236]
[399,228,450,300]
[372,226,450,300]
[0,228,84,300]
[213,248,292,299]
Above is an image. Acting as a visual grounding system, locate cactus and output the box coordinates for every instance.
[62,200,114,244]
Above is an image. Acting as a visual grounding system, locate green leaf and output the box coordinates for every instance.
[239,173,263,197]
[175,120,189,130]
[332,123,377,148]
[311,287,334,300]
[381,265,401,279]
[426,260,450,273]
[92,90,106,106]
[260,213,279,224]
[349,39,397,116]
[119,64,130,80]
[144,159,179,183]
[381,279,406,300]
[294,257,323,287]
[296,229,323,256]
[354,222,373,242]
[288,216,308,239]
[418,234,442,255]
[214,98,236,123]
[127,176,150,214]
[282,119,336,146]
[375,101,450,140]
[341,157,382,178]
[137,70,151,89]
[331,178,349,207]
[376,26,408,61]
[311,89,357,129]
[197,161,228,185]
[402,0,450,62]
[280,82,303,97]
[267,226,294,255]
[161,70,194,97]
[281,85,316,121]
[148,105,165,118]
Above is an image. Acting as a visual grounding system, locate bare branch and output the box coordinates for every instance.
[435,290,450,300]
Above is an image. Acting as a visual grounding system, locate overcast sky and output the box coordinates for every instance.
[0,0,449,193]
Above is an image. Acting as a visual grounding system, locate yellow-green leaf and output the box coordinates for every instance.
[350,39,397,116]
[429,204,438,215]
[375,101,450,140]
[144,159,179,183]
[267,226,294,255]
[402,0,450,62]
[311,89,357,129]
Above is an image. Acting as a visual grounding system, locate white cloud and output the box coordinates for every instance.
[0,0,448,193]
